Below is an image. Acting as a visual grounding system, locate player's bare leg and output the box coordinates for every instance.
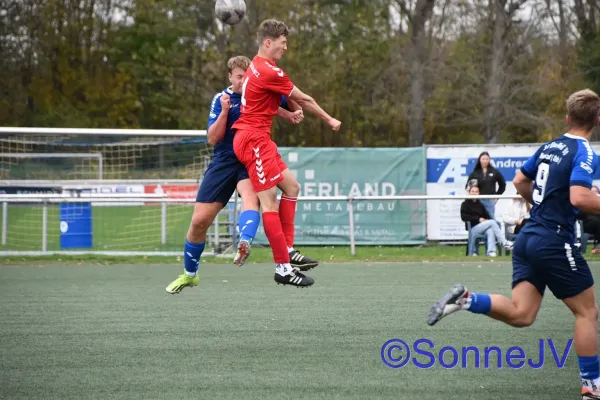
[187,202,223,243]
[427,281,542,327]
[276,168,319,270]
[256,186,314,287]
[166,202,222,294]
[563,287,600,399]
[234,179,260,267]
[486,282,543,327]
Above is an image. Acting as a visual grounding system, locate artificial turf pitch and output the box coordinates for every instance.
[0,261,593,399]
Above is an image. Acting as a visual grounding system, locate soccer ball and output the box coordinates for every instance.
[215,0,246,26]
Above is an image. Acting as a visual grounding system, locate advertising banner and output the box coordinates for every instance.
[252,147,426,245]
[426,143,600,240]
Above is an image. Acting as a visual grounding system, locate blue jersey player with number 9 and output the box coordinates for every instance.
[428,89,600,399]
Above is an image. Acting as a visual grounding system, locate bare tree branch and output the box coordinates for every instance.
[544,0,561,34]
[394,0,414,25]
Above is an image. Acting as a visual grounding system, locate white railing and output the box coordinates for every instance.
[0,127,207,136]
[0,193,524,257]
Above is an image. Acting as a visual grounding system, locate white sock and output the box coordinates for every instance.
[184,271,196,277]
[275,263,292,276]
[287,246,294,253]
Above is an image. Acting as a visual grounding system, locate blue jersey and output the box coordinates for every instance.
[207,88,289,159]
[520,133,598,241]
[207,88,241,158]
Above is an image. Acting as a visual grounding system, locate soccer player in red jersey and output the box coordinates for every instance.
[232,19,341,287]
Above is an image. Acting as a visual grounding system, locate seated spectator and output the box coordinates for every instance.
[502,191,531,235]
[461,182,514,257]
[579,185,600,254]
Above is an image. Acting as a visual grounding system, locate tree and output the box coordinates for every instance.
[394,0,436,147]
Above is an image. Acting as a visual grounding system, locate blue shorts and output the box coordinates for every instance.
[195,156,249,204]
[512,232,594,299]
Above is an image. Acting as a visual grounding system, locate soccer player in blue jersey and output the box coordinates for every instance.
[427,89,600,399]
[166,56,316,294]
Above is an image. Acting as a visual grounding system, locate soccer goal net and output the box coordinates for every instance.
[0,127,238,256]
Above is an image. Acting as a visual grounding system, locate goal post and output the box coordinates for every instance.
[0,127,242,256]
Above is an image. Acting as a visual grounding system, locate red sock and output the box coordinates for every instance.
[279,196,297,248]
[262,211,290,264]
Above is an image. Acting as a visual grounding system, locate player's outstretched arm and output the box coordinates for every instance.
[513,170,534,204]
[289,86,341,131]
[207,93,230,146]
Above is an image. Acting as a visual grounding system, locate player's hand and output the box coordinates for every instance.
[328,117,342,131]
[220,93,231,110]
[479,218,486,223]
[292,110,304,124]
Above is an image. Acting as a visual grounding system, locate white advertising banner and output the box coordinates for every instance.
[426,143,600,240]
[61,184,146,206]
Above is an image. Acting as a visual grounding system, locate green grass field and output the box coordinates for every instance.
[0,260,594,400]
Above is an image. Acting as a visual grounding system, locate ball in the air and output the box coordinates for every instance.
[215,0,246,25]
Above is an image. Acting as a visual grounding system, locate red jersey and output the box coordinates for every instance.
[232,55,295,133]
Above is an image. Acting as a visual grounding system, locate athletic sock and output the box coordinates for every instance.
[279,196,297,248]
[580,355,600,389]
[262,211,290,264]
[184,240,205,276]
[462,293,491,314]
[238,210,260,242]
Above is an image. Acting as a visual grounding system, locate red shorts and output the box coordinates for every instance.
[233,130,287,191]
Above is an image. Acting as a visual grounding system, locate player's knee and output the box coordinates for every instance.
[511,317,535,328]
[286,181,300,197]
[190,213,212,234]
[510,311,537,328]
[585,304,599,322]
[257,189,279,212]
[509,316,534,328]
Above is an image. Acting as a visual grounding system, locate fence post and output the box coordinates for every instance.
[2,202,7,245]
[232,192,239,248]
[161,201,167,245]
[42,201,48,252]
[348,197,356,256]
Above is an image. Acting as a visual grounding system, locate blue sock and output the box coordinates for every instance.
[238,210,260,243]
[184,240,205,276]
[465,293,492,314]
[579,355,600,382]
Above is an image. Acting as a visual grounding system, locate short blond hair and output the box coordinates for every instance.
[227,56,251,73]
[257,19,289,45]
[567,89,600,130]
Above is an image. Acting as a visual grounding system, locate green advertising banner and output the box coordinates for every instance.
[251,147,426,246]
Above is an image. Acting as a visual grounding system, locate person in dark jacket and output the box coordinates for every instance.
[461,182,513,256]
[466,151,506,219]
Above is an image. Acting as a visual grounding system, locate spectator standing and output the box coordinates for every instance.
[466,151,506,219]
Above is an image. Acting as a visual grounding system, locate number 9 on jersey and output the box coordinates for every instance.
[533,163,550,204]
